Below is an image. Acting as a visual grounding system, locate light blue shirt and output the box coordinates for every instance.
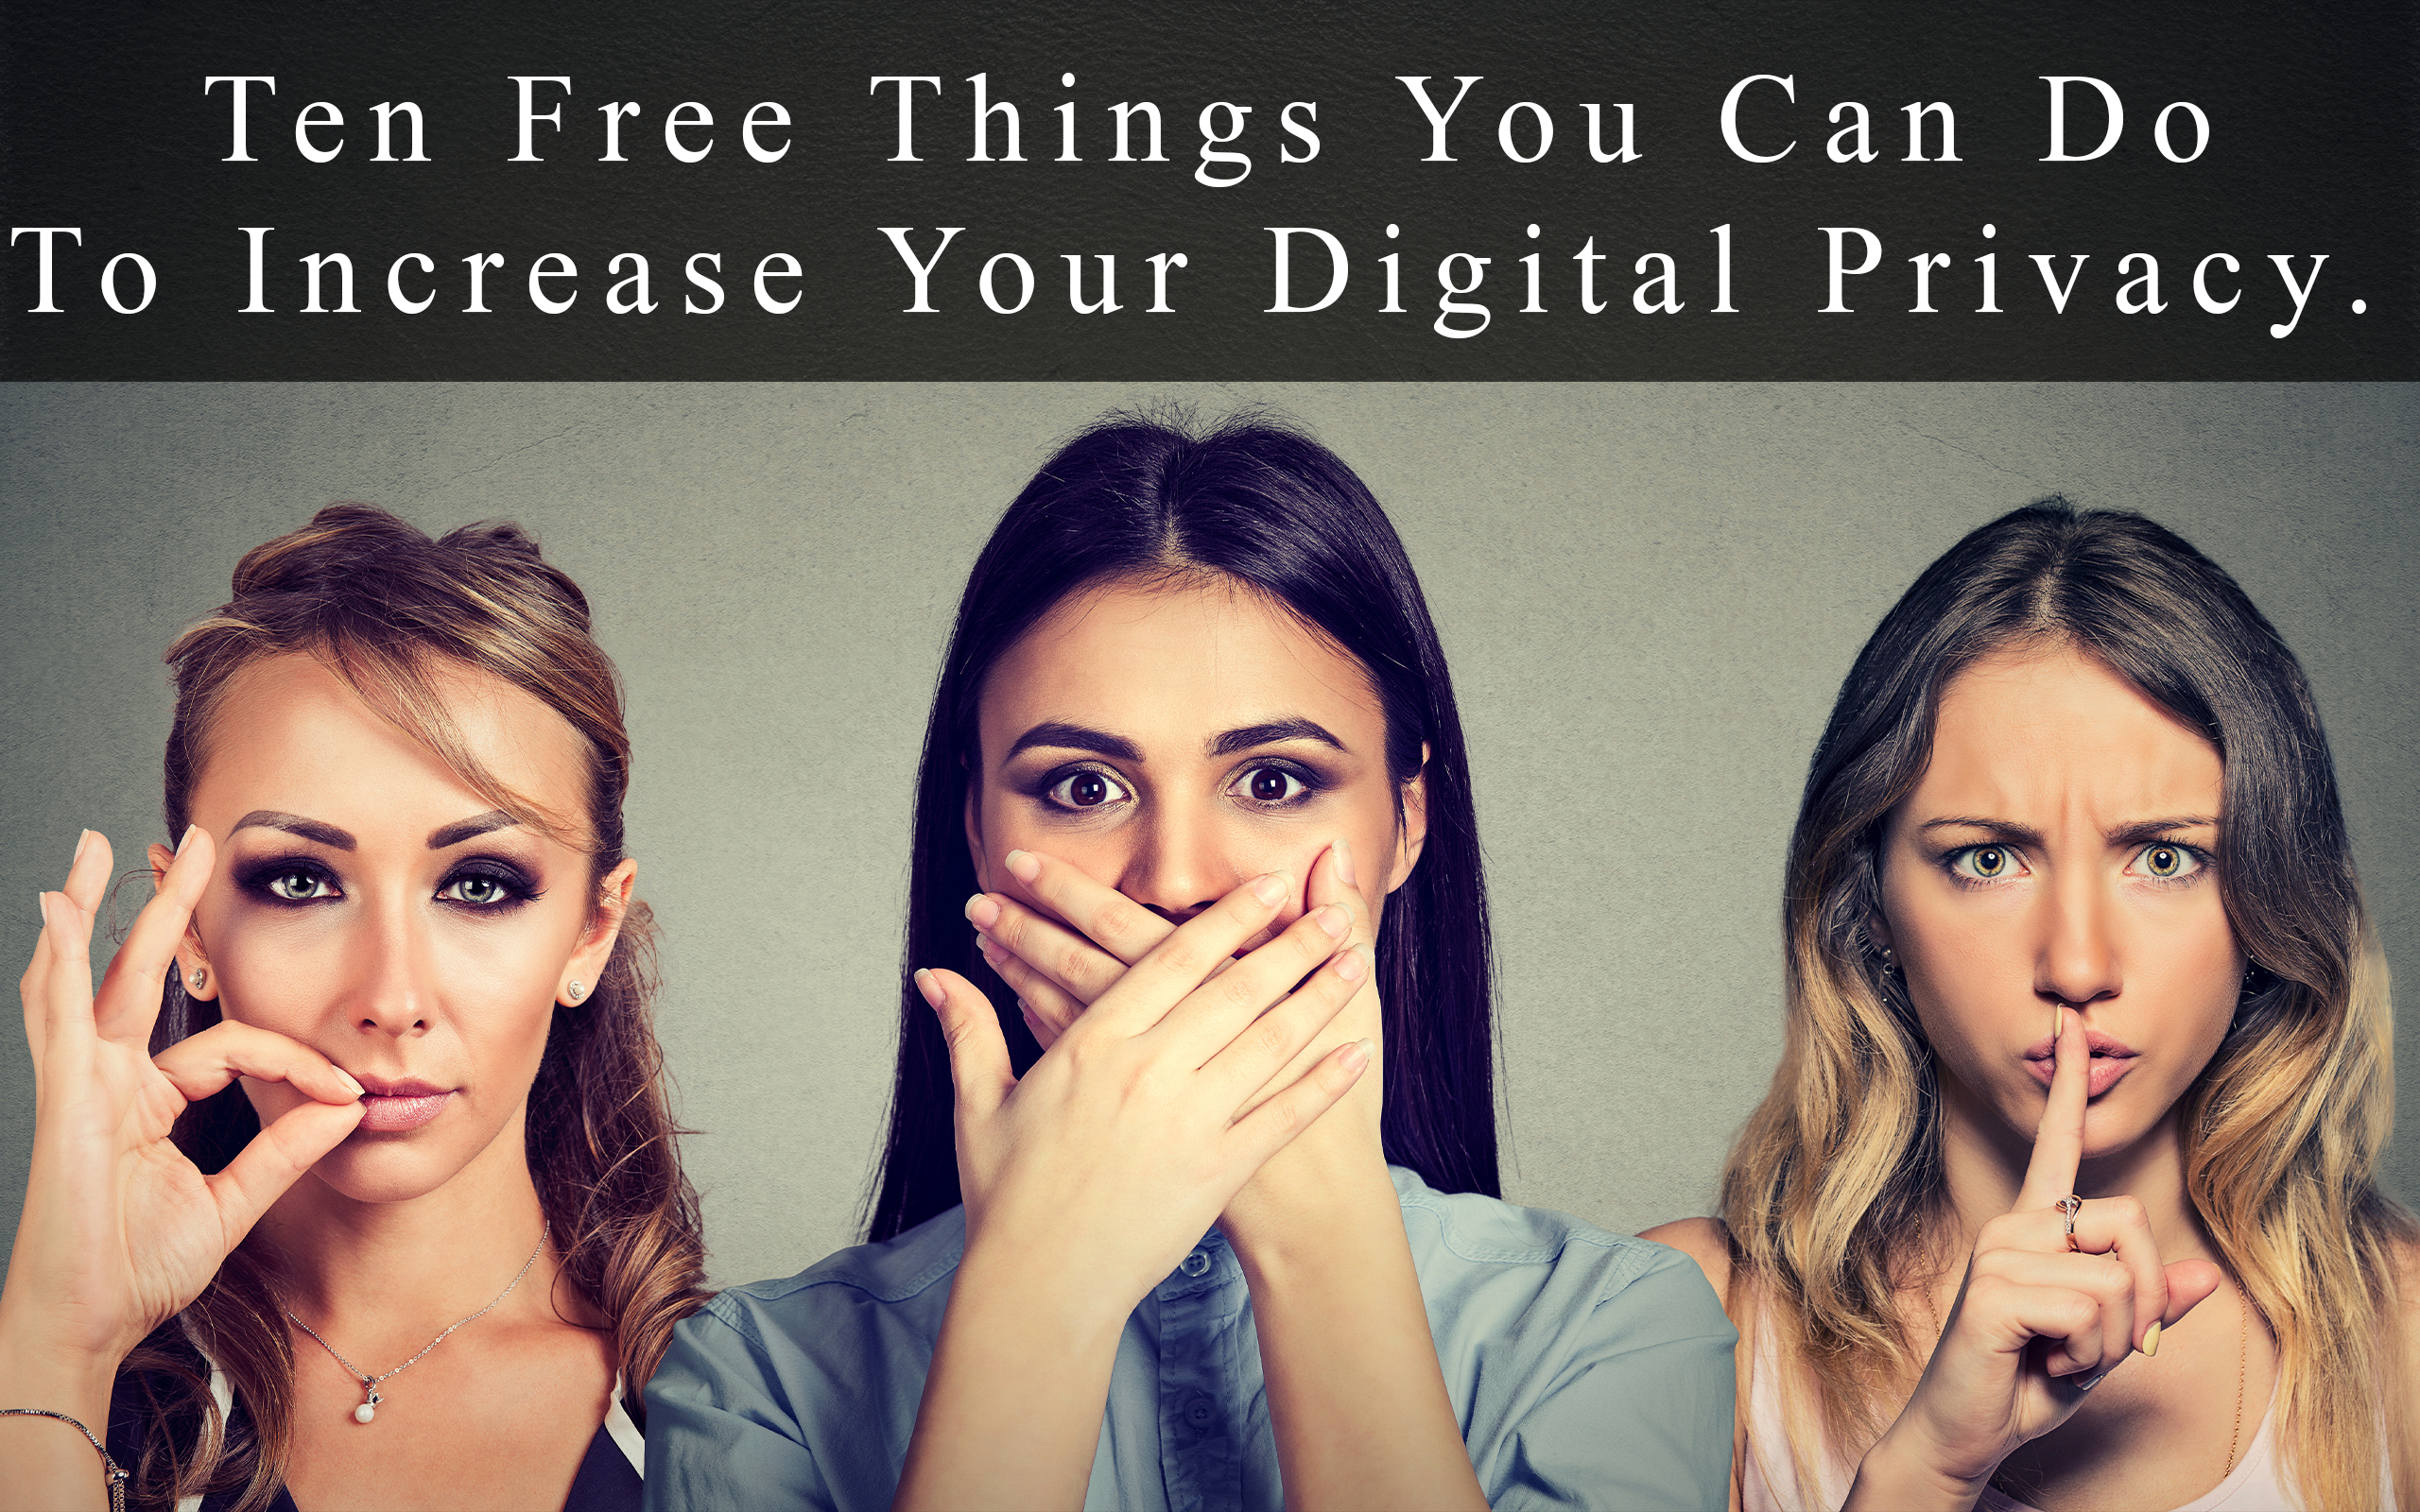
[645,1167,1736,1510]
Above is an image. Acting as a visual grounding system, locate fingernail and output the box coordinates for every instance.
[336,1069,366,1100]
[2141,1319,2161,1356]
[37,891,51,928]
[176,824,200,857]
[1340,1038,1374,1073]
[914,968,946,1008]
[1334,838,1357,887]
[1312,904,1349,938]
[975,930,999,962]
[1335,946,1368,982]
[964,893,999,929]
[73,829,93,865]
[1251,871,1290,906]
[2050,1005,2062,1044]
[1004,850,1039,884]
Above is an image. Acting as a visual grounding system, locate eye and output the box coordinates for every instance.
[2128,843,2205,882]
[1232,765,1312,805]
[1044,767,1131,811]
[435,865,535,911]
[1946,844,2027,884]
[262,868,337,902]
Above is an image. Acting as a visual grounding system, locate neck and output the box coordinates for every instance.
[251,1107,564,1332]
[1932,1074,2218,1267]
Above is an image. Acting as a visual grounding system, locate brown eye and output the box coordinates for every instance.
[1973,847,2007,877]
[1044,768,1131,811]
[1233,766,1310,805]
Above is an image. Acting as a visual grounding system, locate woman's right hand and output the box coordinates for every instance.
[1847,1006,2223,1510]
[917,861,1372,1319]
[1,829,366,1402]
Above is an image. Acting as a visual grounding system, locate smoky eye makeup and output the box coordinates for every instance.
[233,852,344,906]
[230,850,544,912]
[1223,756,1331,809]
[1022,761,1135,816]
[434,855,544,912]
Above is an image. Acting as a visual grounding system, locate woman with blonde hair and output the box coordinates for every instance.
[1,505,706,1511]
[1647,499,2414,1510]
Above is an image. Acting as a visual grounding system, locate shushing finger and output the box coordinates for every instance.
[2015,1005,2090,1213]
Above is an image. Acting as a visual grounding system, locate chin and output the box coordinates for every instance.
[302,1141,484,1205]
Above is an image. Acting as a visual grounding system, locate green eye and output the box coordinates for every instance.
[267,869,329,901]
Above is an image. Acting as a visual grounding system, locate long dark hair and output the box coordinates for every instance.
[1720,498,2412,1507]
[867,409,1497,1241]
[121,505,708,1511]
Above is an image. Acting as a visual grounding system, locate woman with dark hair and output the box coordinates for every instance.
[1,506,707,1511]
[1645,499,2415,1509]
[645,410,1737,1510]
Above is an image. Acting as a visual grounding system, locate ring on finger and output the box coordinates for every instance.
[2056,1194,2083,1252]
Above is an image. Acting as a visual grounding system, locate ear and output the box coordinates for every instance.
[1385,742,1431,894]
[149,840,217,1002]
[963,780,991,892]
[561,857,637,1006]
[1864,910,1895,956]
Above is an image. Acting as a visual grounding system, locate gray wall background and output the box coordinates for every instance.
[3,384,2412,1292]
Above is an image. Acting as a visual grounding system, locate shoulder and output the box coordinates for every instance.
[658,1208,967,1384]
[1391,1170,1737,1350]
[1638,1216,1736,1306]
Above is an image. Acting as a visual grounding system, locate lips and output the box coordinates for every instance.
[2021,1028,2140,1099]
[347,1075,456,1133]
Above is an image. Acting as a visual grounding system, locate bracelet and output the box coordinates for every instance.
[1,1407,130,1512]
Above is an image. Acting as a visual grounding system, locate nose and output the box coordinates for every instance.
[348,891,434,1038]
[2035,859,2120,1010]
[1116,806,1242,924]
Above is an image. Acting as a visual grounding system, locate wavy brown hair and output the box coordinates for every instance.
[113,504,708,1511]
[1720,500,2413,1509]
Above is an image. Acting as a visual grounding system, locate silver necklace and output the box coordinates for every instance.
[284,1225,548,1424]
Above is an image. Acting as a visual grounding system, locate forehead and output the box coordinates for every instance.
[1916,644,2221,815]
[979,577,1382,755]
[197,651,591,827]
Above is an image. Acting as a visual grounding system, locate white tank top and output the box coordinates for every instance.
[1737,1305,2318,1512]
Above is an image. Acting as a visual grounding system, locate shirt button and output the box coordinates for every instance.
[1186,1397,1216,1426]
[1181,1248,1213,1278]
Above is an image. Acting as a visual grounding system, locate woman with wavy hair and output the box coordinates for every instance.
[646,410,1737,1510]
[1,505,707,1512]
[1647,499,2415,1509]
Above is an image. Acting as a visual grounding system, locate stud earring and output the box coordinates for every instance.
[188,967,207,991]
[565,980,586,1004]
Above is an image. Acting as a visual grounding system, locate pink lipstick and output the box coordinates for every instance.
[349,1076,455,1132]
[2021,1028,2139,1099]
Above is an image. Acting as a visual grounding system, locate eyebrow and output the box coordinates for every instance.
[1917,815,2217,848]
[425,811,519,849]
[1207,719,1348,757]
[1002,717,1350,766]
[228,809,520,852]
[1003,722,1145,764]
[231,811,356,850]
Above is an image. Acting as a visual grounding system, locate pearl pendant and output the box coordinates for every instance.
[354,1385,382,1424]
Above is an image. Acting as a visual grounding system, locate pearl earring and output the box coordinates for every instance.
[189,967,207,990]
[565,980,586,1004]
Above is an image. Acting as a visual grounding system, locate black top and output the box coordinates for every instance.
[105,1334,640,1512]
